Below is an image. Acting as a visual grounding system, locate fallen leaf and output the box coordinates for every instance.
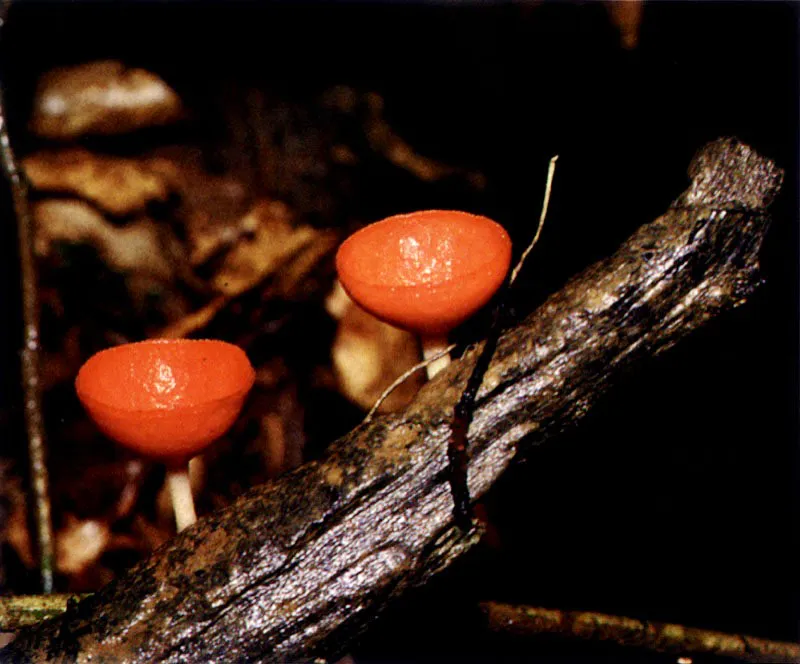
[190,208,259,267]
[56,515,110,575]
[328,283,424,413]
[211,200,320,296]
[23,148,173,216]
[30,60,184,140]
[157,202,336,338]
[145,148,253,266]
[34,199,175,282]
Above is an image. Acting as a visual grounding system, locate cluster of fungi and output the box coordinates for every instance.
[77,209,512,532]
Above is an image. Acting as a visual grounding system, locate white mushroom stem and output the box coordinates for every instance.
[421,335,451,379]
[166,464,197,532]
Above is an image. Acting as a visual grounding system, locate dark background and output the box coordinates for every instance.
[0,2,797,661]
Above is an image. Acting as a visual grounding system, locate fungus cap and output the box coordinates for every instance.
[336,210,512,335]
[76,339,255,458]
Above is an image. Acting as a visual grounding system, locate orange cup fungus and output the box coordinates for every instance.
[77,338,255,531]
[76,339,255,459]
[336,210,512,336]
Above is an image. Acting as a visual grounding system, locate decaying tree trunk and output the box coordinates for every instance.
[2,138,784,663]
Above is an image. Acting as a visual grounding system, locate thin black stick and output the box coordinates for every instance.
[0,0,54,593]
[450,300,505,529]
[449,156,558,530]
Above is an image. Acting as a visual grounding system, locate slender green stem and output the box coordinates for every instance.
[0,0,54,594]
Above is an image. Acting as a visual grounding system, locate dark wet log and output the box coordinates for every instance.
[2,138,783,662]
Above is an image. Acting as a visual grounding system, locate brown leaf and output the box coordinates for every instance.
[30,60,184,140]
[55,515,111,576]
[189,207,259,267]
[328,282,424,413]
[144,147,253,266]
[33,199,175,282]
[23,149,173,216]
[157,202,337,338]
[211,200,321,296]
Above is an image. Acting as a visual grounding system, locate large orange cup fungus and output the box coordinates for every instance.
[76,338,255,531]
[336,210,512,378]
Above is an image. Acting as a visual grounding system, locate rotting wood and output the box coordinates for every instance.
[0,595,88,630]
[0,138,784,662]
[4,594,800,662]
[481,602,800,663]
[3,593,799,664]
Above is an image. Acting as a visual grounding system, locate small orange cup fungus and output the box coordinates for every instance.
[76,339,255,531]
[336,210,512,377]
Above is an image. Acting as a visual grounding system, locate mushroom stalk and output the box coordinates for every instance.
[421,336,451,379]
[166,465,197,532]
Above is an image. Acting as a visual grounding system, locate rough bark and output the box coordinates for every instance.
[2,138,784,663]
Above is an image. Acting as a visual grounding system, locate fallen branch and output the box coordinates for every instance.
[1,138,783,662]
[0,595,87,630]
[481,602,800,663]
[7,594,797,662]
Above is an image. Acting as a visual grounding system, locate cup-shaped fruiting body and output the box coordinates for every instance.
[336,210,512,337]
[76,339,255,459]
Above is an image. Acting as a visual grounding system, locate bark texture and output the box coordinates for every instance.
[2,138,784,663]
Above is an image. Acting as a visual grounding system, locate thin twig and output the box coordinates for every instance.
[449,154,560,529]
[363,156,559,424]
[364,344,456,421]
[481,602,800,663]
[510,154,559,285]
[0,0,54,593]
